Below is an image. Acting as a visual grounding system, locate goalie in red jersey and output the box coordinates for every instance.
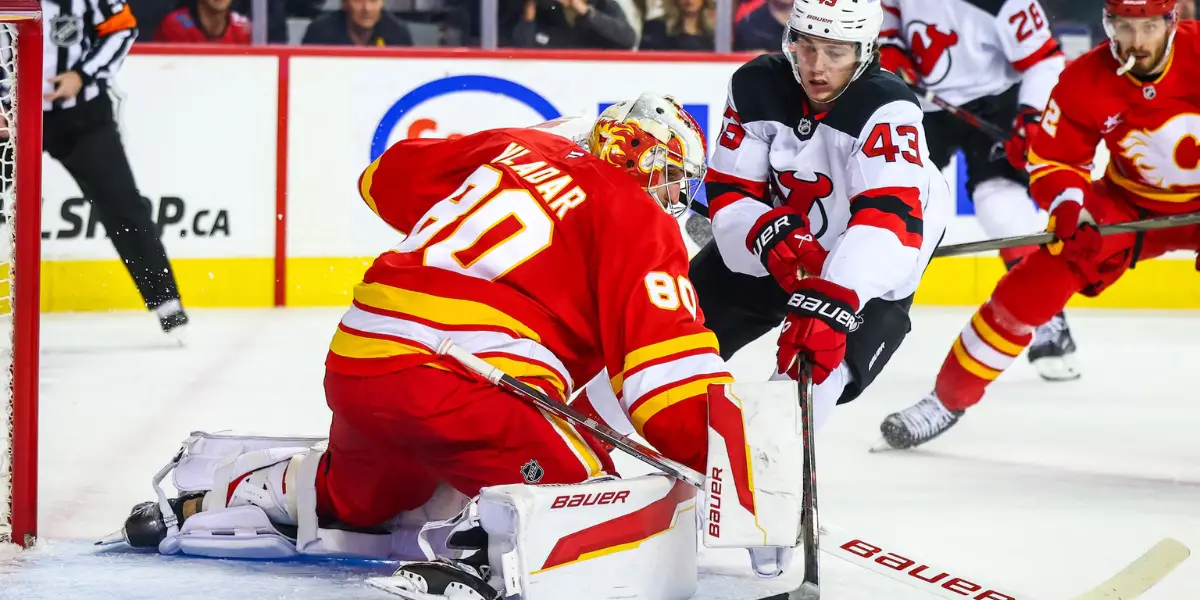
[879,0,1200,450]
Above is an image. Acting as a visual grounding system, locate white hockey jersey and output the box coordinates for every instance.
[706,54,952,305]
[880,0,1066,111]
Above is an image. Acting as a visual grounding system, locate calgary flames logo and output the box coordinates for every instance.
[1119,114,1200,189]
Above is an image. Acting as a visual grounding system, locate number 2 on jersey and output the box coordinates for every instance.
[862,123,922,166]
[396,165,554,281]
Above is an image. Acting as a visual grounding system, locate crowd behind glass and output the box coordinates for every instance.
[133,0,1193,50]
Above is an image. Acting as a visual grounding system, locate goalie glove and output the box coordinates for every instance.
[747,207,829,293]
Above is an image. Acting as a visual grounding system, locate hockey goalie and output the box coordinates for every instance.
[101,94,814,600]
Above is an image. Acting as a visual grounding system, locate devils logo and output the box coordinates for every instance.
[905,21,959,85]
[771,171,834,239]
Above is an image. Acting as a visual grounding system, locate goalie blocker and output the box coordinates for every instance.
[101,382,806,600]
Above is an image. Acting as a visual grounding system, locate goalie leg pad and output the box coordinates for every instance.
[477,474,698,600]
[704,382,804,550]
[153,431,470,561]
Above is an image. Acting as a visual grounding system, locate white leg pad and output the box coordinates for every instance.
[478,474,698,600]
[153,431,470,562]
[703,382,804,550]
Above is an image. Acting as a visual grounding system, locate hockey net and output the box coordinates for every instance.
[0,0,41,551]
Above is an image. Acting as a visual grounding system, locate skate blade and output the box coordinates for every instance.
[868,437,904,453]
[1032,355,1081,382]
[365,576,444,600]
[94,529,127,546]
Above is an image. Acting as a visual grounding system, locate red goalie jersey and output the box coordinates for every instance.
[1028,21,1200,214]
[326,126,732,466]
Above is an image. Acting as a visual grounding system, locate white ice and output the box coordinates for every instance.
[2,306,1199,599]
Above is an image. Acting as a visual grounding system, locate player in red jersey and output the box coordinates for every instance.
[879,0,1200,450]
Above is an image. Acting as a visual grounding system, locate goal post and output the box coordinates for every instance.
[0,0,42,550]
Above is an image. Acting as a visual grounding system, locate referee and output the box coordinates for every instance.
[7,0,187,336]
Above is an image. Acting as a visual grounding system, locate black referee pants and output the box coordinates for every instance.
[41,93,181,309]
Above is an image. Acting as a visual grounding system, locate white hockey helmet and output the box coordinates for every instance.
[588,92,708,219]
[783,0,885,99]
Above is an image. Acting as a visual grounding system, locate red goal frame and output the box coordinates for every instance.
[1,0,42,549]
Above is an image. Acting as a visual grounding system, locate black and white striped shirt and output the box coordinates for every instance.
[36,0,137,111]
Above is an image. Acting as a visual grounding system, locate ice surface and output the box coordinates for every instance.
[2,306,1198,599]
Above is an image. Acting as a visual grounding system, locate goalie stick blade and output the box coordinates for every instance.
[1068,537,1189,600]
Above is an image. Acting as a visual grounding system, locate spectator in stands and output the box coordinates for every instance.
[155,0,252,43]
[509,0,637,49]
[732,0,787,52]
[639,0,712,50]
[303,0,413,45]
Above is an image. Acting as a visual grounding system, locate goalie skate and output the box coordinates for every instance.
[873,393,963,451]
[368,555,500,600]
[1028,313,1081,382]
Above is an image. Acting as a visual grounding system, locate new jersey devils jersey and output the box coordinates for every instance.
[1027,22,1200,215]
[880,0,1065,111]
[330,124,732,438]
[706,54,952,305]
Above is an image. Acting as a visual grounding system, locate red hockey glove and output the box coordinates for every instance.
[879,44,918,84]
[776,279,861,384]
[748,207,829,293]
[1005,105,1042,171]
[1045,196,1101,264]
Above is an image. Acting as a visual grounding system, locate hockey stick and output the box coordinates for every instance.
[796,359,819,599]
[434,339,1189,600]
[933,211,1200,258]
[904,80,1010,144]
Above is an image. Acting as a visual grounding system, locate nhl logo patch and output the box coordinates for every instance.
[1143,85,1157,100]
[520,459,544,484]
[795,118,815,141]
[49,15,84,48]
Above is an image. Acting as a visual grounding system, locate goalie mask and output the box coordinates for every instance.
[588,93,707,219]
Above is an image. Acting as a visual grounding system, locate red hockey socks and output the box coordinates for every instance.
[936,250,1082,410]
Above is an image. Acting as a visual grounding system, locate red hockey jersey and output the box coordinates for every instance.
[328,126,732,443]
[1027,22,1200,214]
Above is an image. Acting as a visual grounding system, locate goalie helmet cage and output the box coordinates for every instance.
[0,0,42,550]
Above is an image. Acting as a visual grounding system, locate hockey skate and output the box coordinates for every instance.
[369,552,501,600]
[155,298,190,345]
[1028,312,1081,381]
[874,393,963,451]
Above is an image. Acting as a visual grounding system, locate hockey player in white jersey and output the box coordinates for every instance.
[690,0,952,428]
[877,0,1079,380]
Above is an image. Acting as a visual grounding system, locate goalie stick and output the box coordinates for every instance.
[933,211,1200,258]
[434,339,1188,600]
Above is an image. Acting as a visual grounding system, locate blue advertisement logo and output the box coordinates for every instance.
[372,75,977,214]
[371,75,561,162]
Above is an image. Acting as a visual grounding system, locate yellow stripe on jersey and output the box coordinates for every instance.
[611,332,721,394]
[1106,164,1200,204]
[359,157,382,216]
[479,355,569,399]
[629,374,734,434]
[970,312,1024,357]
[330,328,432,359]
[354,282,543,344]
[1026,148,1091,186]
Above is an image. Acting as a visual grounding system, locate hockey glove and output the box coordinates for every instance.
[776,279,861,384]
[1005,105,1042,171]
[879,44,918,84]
[1045,194,1101,264]
[748,207,829,293]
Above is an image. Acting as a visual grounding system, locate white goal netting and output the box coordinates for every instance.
[0,18,17,547]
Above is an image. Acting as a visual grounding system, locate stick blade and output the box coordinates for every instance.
[1070,538,1190,600]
